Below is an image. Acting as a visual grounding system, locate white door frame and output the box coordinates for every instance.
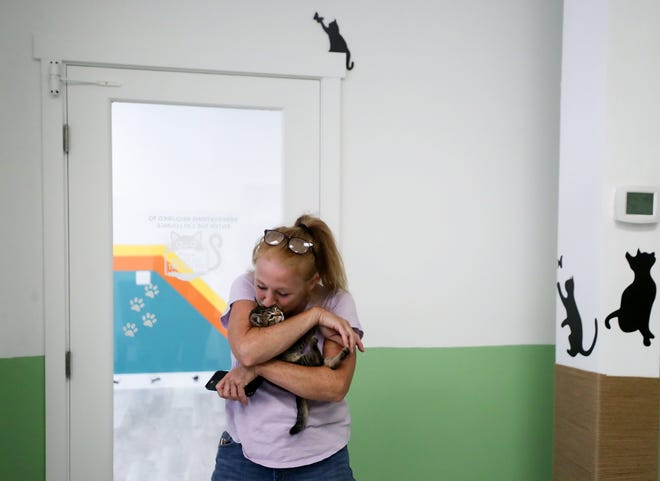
[33,34,345,481]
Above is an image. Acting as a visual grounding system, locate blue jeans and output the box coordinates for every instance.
[211,431,356,481]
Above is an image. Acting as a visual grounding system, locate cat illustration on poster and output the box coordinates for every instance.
[164,231,222,281]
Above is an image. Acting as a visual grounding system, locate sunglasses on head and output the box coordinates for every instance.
[263,229,314,255]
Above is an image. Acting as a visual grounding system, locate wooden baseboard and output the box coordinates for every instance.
[554,364,659,481]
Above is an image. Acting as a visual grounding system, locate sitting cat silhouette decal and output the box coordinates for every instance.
[605,249,656,346]
[557,277,598,357]
[314,12,355,70]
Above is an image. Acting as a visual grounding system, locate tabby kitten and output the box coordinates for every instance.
[249,303,350,435]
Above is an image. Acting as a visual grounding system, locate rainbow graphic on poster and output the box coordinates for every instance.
[113,245,232,374]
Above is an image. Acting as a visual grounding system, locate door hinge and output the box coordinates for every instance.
[65,350,71,379]
[63,124,69,154]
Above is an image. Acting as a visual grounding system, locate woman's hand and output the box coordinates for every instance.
[316,307,364,353]
[216,365,257,406]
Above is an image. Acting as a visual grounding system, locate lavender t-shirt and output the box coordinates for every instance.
[220,271,363,468]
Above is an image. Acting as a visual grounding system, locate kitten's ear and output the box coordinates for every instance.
[254,297,263,306]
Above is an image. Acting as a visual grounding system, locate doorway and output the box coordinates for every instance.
[63,65,325,480]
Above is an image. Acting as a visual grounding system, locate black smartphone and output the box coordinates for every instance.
[205,370,228,391]
[205,370,264,397]
[244,376,264,397]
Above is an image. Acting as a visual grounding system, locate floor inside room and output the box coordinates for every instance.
[114,386,227,481]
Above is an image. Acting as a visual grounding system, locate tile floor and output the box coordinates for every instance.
[113,386,227,481]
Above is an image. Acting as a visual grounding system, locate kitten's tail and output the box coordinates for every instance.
[289,396,309,435]
[581,318,598,356]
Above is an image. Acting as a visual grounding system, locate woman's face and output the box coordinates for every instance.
[253,255,317,315]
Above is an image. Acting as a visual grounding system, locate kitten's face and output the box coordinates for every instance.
[250,305,285,327]
[253,255,318,315]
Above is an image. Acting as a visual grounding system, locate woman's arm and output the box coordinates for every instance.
[227,299,315,367]
[217,333,358,405]
[227,300,363,368]
[258,338,357,402]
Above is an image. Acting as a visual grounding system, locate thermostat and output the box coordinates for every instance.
[614,186,660,224]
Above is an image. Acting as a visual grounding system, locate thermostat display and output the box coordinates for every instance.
[615,186,660,224]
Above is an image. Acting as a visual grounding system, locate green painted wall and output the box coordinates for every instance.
[0,356,45,481]
[2,347,556,481]
[348,346,555,481]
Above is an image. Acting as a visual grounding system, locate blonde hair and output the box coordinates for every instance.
[252,214,347,292]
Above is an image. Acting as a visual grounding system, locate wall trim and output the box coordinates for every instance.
[554,363,660,480]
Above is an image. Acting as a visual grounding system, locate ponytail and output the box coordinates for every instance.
[294,214,347,292]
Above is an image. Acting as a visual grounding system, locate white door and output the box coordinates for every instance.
[65,65,322,480]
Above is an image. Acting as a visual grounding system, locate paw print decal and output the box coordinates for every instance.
[118,278,163,342]
[144,284,159,299]
[123,323,138,337]
[129,297,145,312]
[142,312,157,328]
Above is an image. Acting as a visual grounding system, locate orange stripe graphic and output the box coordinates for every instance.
[113,248,227,337]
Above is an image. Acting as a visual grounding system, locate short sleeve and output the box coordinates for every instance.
[322,289,363,339]
[220,272,255,330]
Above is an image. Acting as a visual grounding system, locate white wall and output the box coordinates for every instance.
[0,0,563,357]
[1,1,46,357]
[555,0,607,374]
[602,0,660,377]
[557,0,660,377]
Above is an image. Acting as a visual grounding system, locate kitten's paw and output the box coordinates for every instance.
[324,347,350,369]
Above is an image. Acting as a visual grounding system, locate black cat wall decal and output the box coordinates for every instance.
[314,12,355,70]
[605,249,656,346]
[557,277,598,357]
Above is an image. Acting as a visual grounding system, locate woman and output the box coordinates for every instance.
[212,214,364,481]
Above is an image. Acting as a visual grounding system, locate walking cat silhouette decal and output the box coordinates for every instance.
[557,276,598,357]
[314,12,355,70]
[605,249,656,346]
